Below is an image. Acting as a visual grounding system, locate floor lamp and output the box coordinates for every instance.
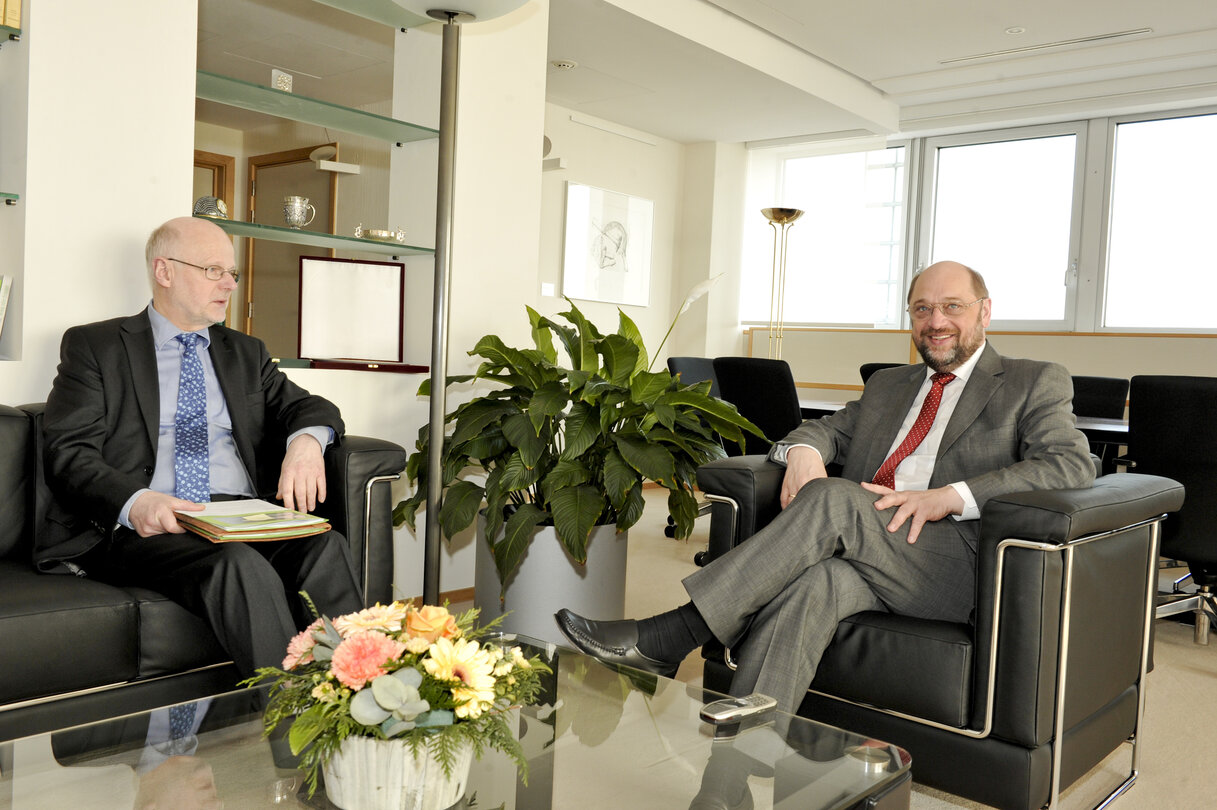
[761,207,803,359]
[397,1,527,604]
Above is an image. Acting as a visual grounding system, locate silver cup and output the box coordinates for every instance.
[283,196,316,229]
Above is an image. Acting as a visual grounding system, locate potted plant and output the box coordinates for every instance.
[247,601,549,810]
[393,295,761,638]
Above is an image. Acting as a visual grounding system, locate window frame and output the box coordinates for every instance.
[1092,105,1217,334]
[914,121,1089,332]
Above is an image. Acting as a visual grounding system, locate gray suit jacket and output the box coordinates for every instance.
[771,344,1094,546]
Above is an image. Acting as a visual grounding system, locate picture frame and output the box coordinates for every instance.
[562,182,653,307]
[298,256,405,366]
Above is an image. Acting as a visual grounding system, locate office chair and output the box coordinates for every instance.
[859,362,905,384]
[1072,375,1129,474]
[664,357,721,542]
[1071,375,1129,419]
[1120,375,1216,643]
[712,357,803,457]
[666,356,721,398]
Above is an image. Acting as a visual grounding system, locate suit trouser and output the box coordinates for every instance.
[683,477,976,714]
[82,529,363,677]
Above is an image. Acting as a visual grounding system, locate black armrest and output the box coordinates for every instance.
[696,455,784,561]
[971,473,1184,739]
[321,435,407,605]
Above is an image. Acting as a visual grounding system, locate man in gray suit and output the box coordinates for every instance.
[557,260,1095,713]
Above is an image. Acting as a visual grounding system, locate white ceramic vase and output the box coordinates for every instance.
[323,735,474,810]
[474,517,628,644]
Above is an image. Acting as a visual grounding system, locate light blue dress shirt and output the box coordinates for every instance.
[117,304,332,529]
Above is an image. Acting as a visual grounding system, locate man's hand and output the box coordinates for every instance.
[860,483,964,545]
[780,446,828,508]
[134,756,222,810]
[278,433,326,512]
[130,491,204,537]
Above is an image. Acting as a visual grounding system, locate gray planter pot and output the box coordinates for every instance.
[474,514,628,645]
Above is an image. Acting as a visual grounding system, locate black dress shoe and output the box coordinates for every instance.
[554,609,679,678]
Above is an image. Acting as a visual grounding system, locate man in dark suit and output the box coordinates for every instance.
[557,261,1095,713]
[40,216,363,677]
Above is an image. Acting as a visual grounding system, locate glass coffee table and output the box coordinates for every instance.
[0,637,910,809]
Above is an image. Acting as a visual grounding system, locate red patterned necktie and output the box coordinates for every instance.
[871,372,956,490]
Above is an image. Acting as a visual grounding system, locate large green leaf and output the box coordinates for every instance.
[667,487,699,540]
[470,335,543,387]
[526,306,558,363]
[491,503,546,592]
[439,480,484,539]
[528,381,569,433]
[629,370,672,405]
[560,401,600,460]
[499,451,543,493]
[598,334,640,387]
[601,447,637,510]
[549,485,606,563]
[416,373,475,397]
[615,483,646,531]
[613,433,677,486]
[451,400,517,447]
[502,412,546,468]
[559,303,601,371]
[543,458,592,492]
[616,310,649,376]
[464,426,511,462]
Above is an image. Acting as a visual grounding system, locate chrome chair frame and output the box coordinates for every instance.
[705,491,1167,810]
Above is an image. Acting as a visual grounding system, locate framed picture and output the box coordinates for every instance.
[298,256,404,365]
[562,182,653,307]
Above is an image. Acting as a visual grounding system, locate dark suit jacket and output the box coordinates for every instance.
[37,308,344,571]
[771,343,1095,549]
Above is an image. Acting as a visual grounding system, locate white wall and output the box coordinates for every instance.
[539,103,691,361]
[0,0,196,401]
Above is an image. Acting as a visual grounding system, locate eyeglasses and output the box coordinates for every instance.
[168,258,240,284]
[906,298,986,321]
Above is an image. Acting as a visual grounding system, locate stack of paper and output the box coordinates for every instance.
[175,499,330,543]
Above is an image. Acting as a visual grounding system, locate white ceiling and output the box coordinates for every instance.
[198,0,1217,144]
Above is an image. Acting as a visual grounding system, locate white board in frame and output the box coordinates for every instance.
[562,182,653,307]
[298,256,404,363]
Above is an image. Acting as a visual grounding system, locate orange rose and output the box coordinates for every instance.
[405,605,459,643]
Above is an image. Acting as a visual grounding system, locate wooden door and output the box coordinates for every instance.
[246,145,337,357]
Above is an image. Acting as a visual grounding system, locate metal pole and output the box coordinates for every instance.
[424,16,460,604]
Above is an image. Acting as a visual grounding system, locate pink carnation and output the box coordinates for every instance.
[283,619,324,669]
[330,631,407,690]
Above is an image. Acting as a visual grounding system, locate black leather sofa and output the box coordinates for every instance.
[0,403,406,743]
[696,455,1184,810]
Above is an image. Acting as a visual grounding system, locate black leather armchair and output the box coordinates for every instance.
[696,455,1183,810]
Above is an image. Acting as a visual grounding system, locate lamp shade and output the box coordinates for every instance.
[393,0,527,22]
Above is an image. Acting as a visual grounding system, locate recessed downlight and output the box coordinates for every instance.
[551,59,578,70]
[1005,26,1026,35]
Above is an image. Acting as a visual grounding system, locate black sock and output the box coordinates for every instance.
[636,602,712,663]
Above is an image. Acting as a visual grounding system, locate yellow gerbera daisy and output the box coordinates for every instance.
[424,638,497,717]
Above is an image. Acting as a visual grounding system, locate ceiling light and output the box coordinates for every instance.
[551,59,578,70]
[1005,26,1026,35]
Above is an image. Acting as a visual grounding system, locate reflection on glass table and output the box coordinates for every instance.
[2,636,910,810]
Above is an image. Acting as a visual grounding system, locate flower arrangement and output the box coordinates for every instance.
[246,600,550,795]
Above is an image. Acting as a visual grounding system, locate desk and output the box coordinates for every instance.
[799,398,847,419]
[1076,415,1128,443]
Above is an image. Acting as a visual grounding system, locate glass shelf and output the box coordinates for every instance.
[197,72,438,145]
[201,216,434,257]
[1,192,18,205]
[1,24,19,42]
[312,0,432,29]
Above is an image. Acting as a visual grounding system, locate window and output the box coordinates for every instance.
[741,146,907,327]
[1104,113,1217,330]
[921,127,1084,328]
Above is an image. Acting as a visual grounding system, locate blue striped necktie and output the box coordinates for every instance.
[174,333,210,503]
